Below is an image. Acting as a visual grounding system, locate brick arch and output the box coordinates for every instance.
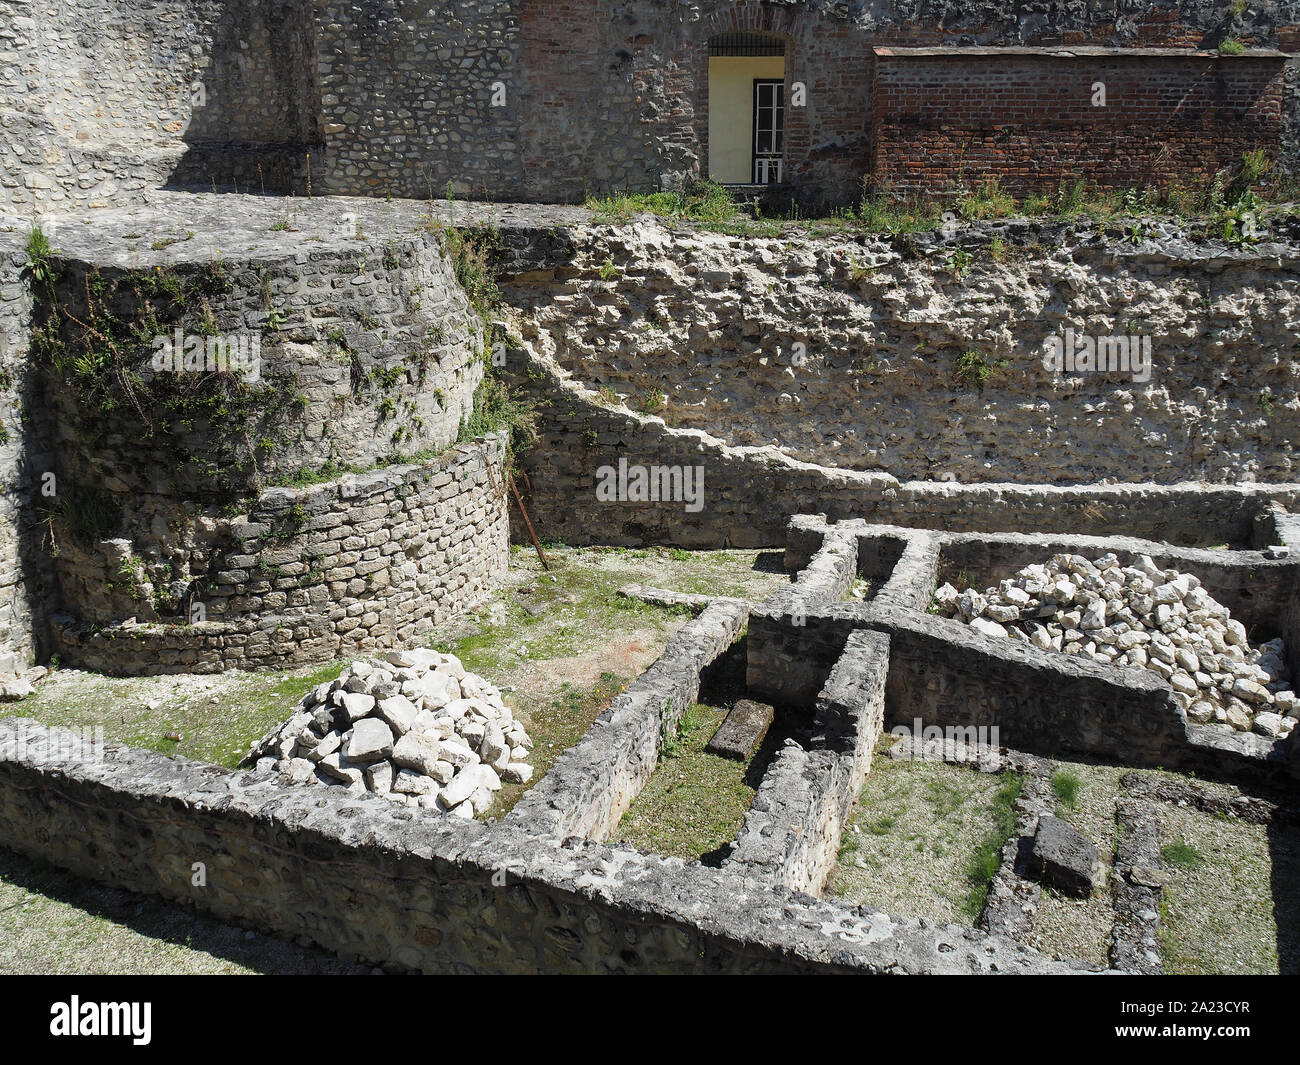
[702,3,802,38]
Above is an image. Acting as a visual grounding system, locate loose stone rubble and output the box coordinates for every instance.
[245,649,533,819]
[933,553,1298,738]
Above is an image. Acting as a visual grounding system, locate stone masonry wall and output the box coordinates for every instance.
[48,436,510,674]
[5,1,1295,213]
[0,0,317,215]
[0,232,53,669]
[40,196,483,505]
[507,599,749,840]
[504,215,1300,487]
[725,628,889,894]
[307,0,1299,207]
[0,716,1085,973]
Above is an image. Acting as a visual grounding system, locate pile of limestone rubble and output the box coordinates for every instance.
[246,648,533,818]
[933,552,1297,739]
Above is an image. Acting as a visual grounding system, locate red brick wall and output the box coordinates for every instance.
[871,53,1286,196]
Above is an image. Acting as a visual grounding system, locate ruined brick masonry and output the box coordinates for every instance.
[1,1,1297,215]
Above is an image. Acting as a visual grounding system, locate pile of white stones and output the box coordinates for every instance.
[933,552,1297,739]
[246,647,533,818]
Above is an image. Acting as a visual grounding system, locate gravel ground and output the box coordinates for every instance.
[1026,757,1126,966]
[1158,803,1295,974]
[829,752,1014,925]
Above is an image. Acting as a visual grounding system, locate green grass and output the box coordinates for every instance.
[1160,841,1206,871]
[614,699,759,860]
[1051,768,1081,811]
[954,349,1007,392]
[963,773,1024,918]
[586,180,744,231]
[3,661,345,769]
[586,152,1288,243]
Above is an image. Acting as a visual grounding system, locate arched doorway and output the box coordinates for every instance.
[707,32,786,186]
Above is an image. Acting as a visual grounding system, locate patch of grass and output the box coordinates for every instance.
[587,180,742,231]
[3,661,345,770]
[963,773,1024,919]
[634,389,665,414]
[1051,768,1081,810]
[615,699,758,860]
[955,179,1016,222]
[1160,841,1206,871]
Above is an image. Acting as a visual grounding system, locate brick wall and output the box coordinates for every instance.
[49,437,511,674]
[872,50,1287,195]
[4,1,1297,212]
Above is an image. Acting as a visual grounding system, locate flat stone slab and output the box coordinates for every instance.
[706,699,774,761]
[1028,814,1099,898]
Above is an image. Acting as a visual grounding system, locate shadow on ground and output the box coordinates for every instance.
[0,846,367,975]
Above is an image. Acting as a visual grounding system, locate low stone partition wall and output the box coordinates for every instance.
[873,603,1188,767]
[725,629,890,894]
[506,600,749,841]
[0,717,1085,974]
[510,348,1300,549]
[49,438,509,674]
[752,515,1299,786]
[869,532,941,612]
[747,530,861,708]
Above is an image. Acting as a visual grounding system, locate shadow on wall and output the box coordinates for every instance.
[163,0,321,196]
[1270,818,1300,974]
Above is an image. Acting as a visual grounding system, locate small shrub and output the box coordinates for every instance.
[23,226,56,285]
[954,349,1006,392]
[1051,769,1081,809]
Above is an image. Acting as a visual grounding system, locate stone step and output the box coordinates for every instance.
[705,699,774,761]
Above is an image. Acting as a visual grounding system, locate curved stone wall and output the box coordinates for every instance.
[0,195,512,673]
[48,437,510,674]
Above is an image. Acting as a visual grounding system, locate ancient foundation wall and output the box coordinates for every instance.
[506,599,750,841]
[725,628,889,894]
[504,217,1300,487]
[0,716,1083,973]
[49,437,510,674]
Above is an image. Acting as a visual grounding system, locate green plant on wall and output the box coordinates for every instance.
[954,349,1007,392]
[29,261,301,505]
[23,226,58,287]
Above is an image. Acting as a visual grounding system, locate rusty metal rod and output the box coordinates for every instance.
[509,475,550,572]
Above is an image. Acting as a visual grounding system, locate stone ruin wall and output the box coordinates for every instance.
[2,0,1298,216]
[0,197,512,673]
[503,216,1300,487]
[49,439,511,675]
[0,233,50,672]
[0,0,317,215]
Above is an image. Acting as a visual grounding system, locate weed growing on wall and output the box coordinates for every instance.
[28,259,302,504]
[440,223,537,470]
[954,349,1007,392]
[23,226,58,288]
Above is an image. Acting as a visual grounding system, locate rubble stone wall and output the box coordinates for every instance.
[0,716,1085,973]
[49,438,510,674]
